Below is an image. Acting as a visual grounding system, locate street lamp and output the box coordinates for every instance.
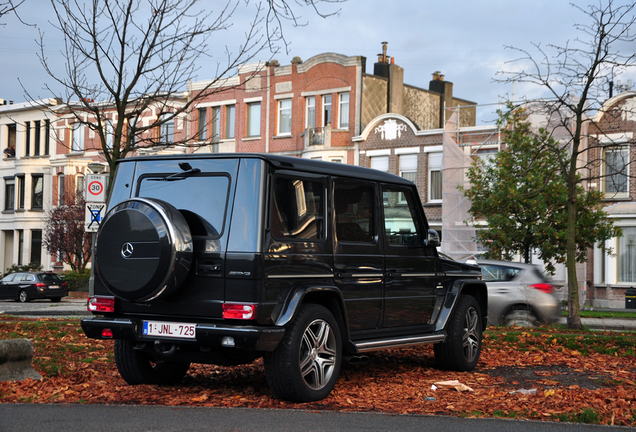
[87,162,106,174]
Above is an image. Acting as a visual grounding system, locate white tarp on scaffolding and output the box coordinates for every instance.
[441,111,478,261]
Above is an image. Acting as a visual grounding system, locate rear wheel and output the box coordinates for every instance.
[264,304,342,402]
[50,297,62,303]
[434,294,482,371]
[504,307,538,327]
[114,339,190,385]
[18,290,30,303]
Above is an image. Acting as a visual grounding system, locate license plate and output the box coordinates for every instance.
[49,285,59,289]
[142,321,196,339]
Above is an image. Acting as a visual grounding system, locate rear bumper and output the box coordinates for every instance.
[80,317,285,352]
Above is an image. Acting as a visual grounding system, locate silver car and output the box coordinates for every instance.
[468,259,560,327]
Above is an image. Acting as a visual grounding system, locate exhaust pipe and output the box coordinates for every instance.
[346,355,370,365]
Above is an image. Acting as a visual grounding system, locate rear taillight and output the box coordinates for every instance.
[34,283,46,288]
[87,296,116,313]
[530,283,553,294]
[222,303,256,320]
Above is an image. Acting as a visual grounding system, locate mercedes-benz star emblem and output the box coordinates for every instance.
[121,242,134,258]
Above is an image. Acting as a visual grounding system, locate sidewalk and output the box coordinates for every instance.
[0,297,90,317]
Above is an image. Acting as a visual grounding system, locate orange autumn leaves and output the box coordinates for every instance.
[1,318,635,426]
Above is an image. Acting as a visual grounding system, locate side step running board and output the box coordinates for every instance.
[353,331,446,353]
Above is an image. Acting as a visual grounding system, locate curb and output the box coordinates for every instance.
[0,339,41,382]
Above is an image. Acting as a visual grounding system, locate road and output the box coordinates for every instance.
[2,297,636,331]
[1,404,632,432]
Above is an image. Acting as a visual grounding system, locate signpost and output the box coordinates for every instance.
[85,170,106,297]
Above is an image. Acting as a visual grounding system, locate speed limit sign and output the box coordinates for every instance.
[86,174,106,202]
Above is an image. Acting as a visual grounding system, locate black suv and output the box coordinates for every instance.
[81,154,486,402]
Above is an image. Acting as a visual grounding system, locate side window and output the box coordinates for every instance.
[270,177,324,240]
[480,265,521,282]
[383,185,422,246]
[334,182,374,243]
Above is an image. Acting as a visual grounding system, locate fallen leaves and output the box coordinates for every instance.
[0,318,635,426]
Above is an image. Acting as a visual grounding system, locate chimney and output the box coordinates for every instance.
[373,42,404,114]
[429,72,454,128]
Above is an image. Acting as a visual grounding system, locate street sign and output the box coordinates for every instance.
[85,203,106,232]
[86,174,106,202]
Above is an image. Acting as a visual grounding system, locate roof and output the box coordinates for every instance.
[119,152,412,185]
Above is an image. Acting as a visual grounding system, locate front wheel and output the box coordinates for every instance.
[264,304,342,402]
[114,339,190,385]
[434,294,482,371]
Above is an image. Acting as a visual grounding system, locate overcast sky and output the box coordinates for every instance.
[1,0,635,125]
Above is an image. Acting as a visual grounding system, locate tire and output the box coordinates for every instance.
[434,294,482,372]
[264,304,342,402]
[114,339,190,385]
[50,297,62,303]
[504,307,538,327]
[18,290,30,303]
[95,198,193,302]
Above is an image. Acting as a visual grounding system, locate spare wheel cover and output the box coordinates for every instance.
[95,198,193,301]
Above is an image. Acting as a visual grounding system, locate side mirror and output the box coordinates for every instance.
[426,229,440,248]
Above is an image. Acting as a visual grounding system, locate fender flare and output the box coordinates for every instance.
[434,279,488,332]
[272,285,350,336]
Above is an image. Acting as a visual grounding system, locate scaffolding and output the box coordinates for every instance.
[440,110,480,261]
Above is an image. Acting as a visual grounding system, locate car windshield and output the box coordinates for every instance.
[38,274,63,282]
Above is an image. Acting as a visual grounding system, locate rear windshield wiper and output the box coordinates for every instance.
[148,168,201,182]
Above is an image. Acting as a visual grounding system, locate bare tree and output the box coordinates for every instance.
[43,192,92,273]
[496,0,636,328]
[34,0,345,185]
[0,0,31,25]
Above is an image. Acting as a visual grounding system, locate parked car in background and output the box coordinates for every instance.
[466,259,559,327]
[0,272,68,303]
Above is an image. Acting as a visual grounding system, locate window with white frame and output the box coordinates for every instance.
[72,123,85,151]
[211,107,220,142]
[225,105,235,139]
[338,92,349,129]
[247,102,261,137]
[428,152,442,202]
[105,119,113,149]
[370,155,389,172]
[57,174,65,206]
[278,99,291,135]
[76,174,85,198]
[322,95,332,127]
[34,120,41,156]
[31,174,43,210]
[4,178,14,211]
[159,115,174,143]
[17,175,25,210]
[305,96,315,129]
[197,108,207,141]
[618,227,636,283]
[399,154,418,203]
[603,146,629,196]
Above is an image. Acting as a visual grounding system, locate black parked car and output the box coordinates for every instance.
[0,272,68,302]
[81,153,487,402]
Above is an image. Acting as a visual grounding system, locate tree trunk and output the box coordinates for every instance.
[566,197,583,329]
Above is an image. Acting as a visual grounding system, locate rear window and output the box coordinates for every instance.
[137,174,230,238]
[38,274,63,282]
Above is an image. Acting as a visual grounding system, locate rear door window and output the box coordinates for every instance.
[270,177,325,240]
